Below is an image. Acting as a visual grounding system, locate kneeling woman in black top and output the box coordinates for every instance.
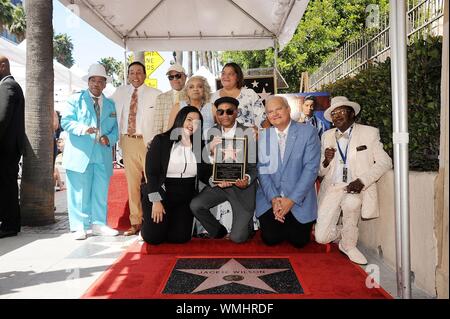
[141,106,210,244]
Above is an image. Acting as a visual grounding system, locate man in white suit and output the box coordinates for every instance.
[111,61,162,236]
[314,96,392,264]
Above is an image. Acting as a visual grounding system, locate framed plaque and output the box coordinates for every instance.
[212,137,247,183]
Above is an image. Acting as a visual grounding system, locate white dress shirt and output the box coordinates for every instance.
[332,125,354,184]
[118,85,145,135]
[166,142,197,178]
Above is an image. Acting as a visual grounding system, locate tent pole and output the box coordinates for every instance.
[389,1,403,298]
[123,37,128,84]
[389,0,411,299]
[274,39,278,94]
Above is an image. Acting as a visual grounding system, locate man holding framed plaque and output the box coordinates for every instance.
[190,97,257,243]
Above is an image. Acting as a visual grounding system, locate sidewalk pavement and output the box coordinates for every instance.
[0,189,433,299]
[0,189,140,299]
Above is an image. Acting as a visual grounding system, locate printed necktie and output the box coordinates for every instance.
[174,90,180,104]
[278,132,286,162]
[93,96,101,141]
[127,88,138,135]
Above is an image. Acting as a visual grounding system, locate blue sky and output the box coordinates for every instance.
[52,0,176,91]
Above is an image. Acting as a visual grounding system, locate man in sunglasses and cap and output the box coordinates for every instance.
[60,64,119,240]
[190,96,257,243]
[153,63,187,135]
[314,96,392,265]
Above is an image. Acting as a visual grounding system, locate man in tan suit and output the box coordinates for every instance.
[314,96,392,265]
[111,61,161,236]
[153,63,187,135]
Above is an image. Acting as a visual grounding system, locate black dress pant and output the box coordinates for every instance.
[258,208,314,248]
[0,154,21,232]
[141,177,196,245]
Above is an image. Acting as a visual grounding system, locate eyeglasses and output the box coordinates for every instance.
[216,109,235,116]
[168,74,183,80]
[330,109,349,117]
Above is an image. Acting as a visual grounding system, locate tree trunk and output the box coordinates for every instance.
[195,51,200,72]
[21,0,55,225]
[187,51,193,77]
[134,51,145,63]
[175,51,183,65]
[213,51,220,76]
[202,51,208,69]
[207,51,213,71]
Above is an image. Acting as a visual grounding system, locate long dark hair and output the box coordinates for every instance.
[164,106,203,144]
[222,62,244,89]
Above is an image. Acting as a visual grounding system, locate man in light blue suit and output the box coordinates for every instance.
[61,64,119,240]
[256,95,321,247]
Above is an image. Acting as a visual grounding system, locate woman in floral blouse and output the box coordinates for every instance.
[211,62,270,129]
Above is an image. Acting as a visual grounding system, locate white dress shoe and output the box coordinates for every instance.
[73,230,87,240]
[339,241,368,265]
[92,224,119,236]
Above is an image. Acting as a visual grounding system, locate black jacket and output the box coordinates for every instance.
[144,133,211,200]
[0,76,25,159]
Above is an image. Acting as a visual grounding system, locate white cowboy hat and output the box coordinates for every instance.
[324,96,361,122]
[82,64,112,83]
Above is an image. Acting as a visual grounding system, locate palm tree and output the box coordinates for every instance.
[0,0,14,33]
[187,51,193,77]
[20,0,55,226]
[8,4,26,42]
[99,56,124,87]
[53,33,74,68]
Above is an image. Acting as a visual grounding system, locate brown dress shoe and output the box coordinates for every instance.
[124,224,141,236]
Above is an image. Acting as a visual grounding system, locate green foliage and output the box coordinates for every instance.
[53,33,75,68]
[8,4,26,42]
[322,36,442,171]
[99,57,124,87]
[0,0,14,32]
[220,0,389,92]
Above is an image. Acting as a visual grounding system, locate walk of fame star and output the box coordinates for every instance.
[221,144,241,162]
[177,259,289,293]
[257,87,272,102]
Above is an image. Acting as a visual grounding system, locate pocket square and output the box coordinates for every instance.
[109,112,117,118]
[356,145,367,151]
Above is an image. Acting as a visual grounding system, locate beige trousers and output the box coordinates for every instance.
[120,135,147,226]
[315,183,362,251]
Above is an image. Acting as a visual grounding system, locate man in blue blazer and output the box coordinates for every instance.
[61,64,119,240]
[256,95,321,247]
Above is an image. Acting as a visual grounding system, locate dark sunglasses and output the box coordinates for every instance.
[168,74,183,80]
[216,109,235,116]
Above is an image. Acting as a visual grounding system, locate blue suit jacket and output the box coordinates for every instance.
[61,90,119,176]
[256,121,321,223]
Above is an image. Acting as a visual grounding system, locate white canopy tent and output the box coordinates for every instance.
[0,37,87,112]
[57,0,424,299]
[58,0,309,52]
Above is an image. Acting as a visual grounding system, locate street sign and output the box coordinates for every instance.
[145,78,158,89]
[144,51,164,77]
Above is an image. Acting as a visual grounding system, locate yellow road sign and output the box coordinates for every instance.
[145,78,158,89]
[144,52,164,77]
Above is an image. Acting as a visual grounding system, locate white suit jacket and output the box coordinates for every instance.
[110,84,161,146]
[318,123,392,219]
